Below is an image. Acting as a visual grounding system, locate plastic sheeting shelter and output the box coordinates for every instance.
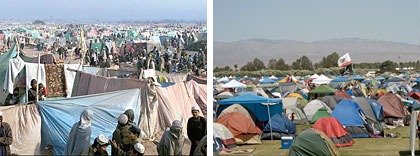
[38,89,142,155]
[0,45,17,105]
[218,94,282,121]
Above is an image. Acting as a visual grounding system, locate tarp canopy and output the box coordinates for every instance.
[218,94,282,121]
[38,88,142,155]
[331,77,351,82]
[220,79,246,88]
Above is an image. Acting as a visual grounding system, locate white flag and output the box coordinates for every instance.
[338,53,352,67]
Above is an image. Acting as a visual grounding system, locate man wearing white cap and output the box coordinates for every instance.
[81,134,109,156]
[130,142,145,156]
[187,106,206,156]
[0,111,12,156]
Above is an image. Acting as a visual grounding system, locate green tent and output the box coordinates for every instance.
[310,108,330,123]
[309,85,336,94]
[0,45,17,105]
[90,43,102,52]
[289,128,340,156]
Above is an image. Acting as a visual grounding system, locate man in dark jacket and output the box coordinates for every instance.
[0,111,13,155]
[187,106,206,156]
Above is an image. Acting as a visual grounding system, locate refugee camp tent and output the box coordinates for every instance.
[303,100,331,121]
[310,108,330,123]
[0,45,17,105]
[38,88,142,155]
[377,93,406,118]
[331,99,370,138]
[308,85,336,94]
[220,79,246,88]
[213,123,236,148]
[335,91,352,99]
[218,104,257,127]
[216,112,262,145]
[321,95,343,110]
[218,94,282,121]
[289,128,340,156]
[313,117,354,147]
[261,114,296,140]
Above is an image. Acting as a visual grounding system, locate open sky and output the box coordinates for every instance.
[0,0,206,22]
[214,0,419,45]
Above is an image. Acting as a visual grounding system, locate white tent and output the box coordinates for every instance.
[217,77,229,83]
[221,79,246,88]
[281,97,300,109]
[310,74,320,79]
[312,75,332,84]
[303,99,332,121]
[269,75,277,80]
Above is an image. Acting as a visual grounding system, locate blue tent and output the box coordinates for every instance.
[351,75,364,80]
[38,89,142,155]
[331,77,351,82]
[160,82,175,88]
[331,99,369,138]
[260,79,276,84]
[218,94,282,121]
[263,114,296,134]
[385,77,405,83]
[414,78,420,83]
[365,98,385,121]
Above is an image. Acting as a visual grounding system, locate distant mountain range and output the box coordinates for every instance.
[214,38,420,67]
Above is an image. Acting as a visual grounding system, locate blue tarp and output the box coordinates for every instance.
[332,77,351,82]
[331,99,366,127]
[414,78,420,83]
[351,75,364,80]
[218,94,282,121]
[260,79,276,84]
[160,82,175,88]
[38,89,142,155]
[263,114,296,134]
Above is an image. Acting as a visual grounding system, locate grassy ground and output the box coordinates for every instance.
[220,124,418,155]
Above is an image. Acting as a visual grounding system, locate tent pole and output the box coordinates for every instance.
[36,53,40,103]
[267,103,273,140]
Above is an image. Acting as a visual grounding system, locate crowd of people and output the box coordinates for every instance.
[60,106,206,156]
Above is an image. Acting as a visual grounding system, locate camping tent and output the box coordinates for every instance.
[38,88,142,155]
[313,117,354,147]
[303,100,331,121]
[309,85,336,94]
[331,99,369,138]
[310,108,330,123]
[214,91,235,99]
[312,75,332,84]
[335,91,352,99]
[377,93,406,118]
[289,128,340,156]
[218,94,282,121]
[216,112,262,145]
[218,104,257,127]
[261,114,296,140]
[321,95,343,109]
[213,123,236,148]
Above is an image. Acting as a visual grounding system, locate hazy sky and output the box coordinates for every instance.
[214,0,419,44]
[0,0,206,21]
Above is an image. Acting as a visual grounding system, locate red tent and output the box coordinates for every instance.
[407,92,420,100]
[377,93,406,118]
[335,91,352,99]
[216,112,262,136]
[313,117,354,147]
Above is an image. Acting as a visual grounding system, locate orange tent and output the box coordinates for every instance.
[216,112,262,136]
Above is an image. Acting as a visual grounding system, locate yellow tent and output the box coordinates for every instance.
[287,93,303,99]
